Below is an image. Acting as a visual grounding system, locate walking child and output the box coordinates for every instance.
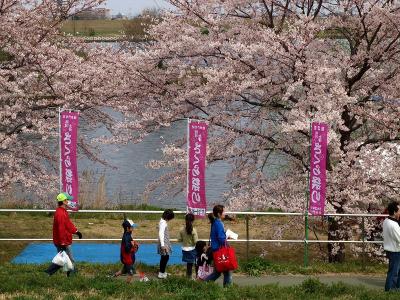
[178,213,198,279]
[45,192,82,277]
[158,209,175,279]
[113,219,138,283]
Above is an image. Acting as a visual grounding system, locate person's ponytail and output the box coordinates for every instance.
[185,213,194,235]
[207,212,215,224]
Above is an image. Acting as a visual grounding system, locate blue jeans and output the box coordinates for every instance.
[204,269,232,287]
[56,245,75,264]
[385,251,400,291]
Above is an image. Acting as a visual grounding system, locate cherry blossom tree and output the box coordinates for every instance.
[117,0,400,262]
[2,0,399,262]
[0,0,130,201]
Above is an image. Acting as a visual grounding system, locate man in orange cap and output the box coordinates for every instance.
[45,192,82,276]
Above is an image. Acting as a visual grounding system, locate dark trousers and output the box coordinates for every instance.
[385,251,400,291]
[186,263,194,278]
[45,245,75,276]
[159,255,169,273]
[205,269,232,287]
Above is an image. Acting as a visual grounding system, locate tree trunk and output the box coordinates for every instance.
[327,217,346,263]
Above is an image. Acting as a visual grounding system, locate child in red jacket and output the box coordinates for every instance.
[112,219,138,283]
[45,192,82,276]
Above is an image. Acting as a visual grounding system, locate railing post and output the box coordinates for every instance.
[246,215,250,261]
[361,216,366,271]
[304,211,309,267]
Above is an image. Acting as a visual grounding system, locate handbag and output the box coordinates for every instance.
[213,244,238,273]
[197,263,214,280]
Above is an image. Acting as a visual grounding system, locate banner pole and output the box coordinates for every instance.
[304,119,312,267]
[58,107,62,193]
[186,118,190,213]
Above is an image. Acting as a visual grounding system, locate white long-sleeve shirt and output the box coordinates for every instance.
[383,218,400,252]
[158,219,167,247]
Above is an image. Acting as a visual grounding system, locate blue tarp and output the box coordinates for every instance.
[12,243,184,265]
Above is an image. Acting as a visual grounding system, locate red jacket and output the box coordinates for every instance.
[53,207,77,246]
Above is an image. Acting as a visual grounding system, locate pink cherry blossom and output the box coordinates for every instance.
[117,0,400,261]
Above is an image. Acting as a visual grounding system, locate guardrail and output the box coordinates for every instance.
[0,209,387,267]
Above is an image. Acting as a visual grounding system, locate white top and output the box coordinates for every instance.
[182,246,195,251]
[159,219,167,247]
[383,218,400,252]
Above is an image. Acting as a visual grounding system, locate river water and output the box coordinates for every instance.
[79,119,232,209]
[78,117,288,209]
[11,41,287,210]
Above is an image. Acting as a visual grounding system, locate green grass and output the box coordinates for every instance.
[240,257,387,276]
[0,264,394,299]
[61,19,125,36]
[0,204,169,220]
[60,19,151,39]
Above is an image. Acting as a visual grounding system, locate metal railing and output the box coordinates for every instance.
[0,209,387,266]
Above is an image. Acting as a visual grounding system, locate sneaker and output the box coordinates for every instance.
[157,272,167,279]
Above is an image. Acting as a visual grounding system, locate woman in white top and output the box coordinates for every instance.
[157,209,175,279]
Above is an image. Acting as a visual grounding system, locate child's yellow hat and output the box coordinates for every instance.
[56,192,73,202]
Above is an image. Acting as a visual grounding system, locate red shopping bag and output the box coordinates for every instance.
[213,245,238,272]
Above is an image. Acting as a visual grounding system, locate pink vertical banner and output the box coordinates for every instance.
[187,119,208,218]
[308,122,328,216]
[60,111,79,211]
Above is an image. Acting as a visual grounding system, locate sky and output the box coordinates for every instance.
[104,0,173,16]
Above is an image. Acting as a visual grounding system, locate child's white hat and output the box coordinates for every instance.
[122,219,138,228]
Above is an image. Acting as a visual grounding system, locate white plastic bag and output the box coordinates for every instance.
[63,253,74,272]
[52,251,74,271]
[52,251,66,266]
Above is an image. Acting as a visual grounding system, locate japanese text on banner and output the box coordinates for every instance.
[60,111,79,211]
[309,122,328,216]
[187,120,208,217]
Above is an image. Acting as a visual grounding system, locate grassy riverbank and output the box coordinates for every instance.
[61,19,150,39]
[0,208,334,265]
[59,19,345,40]
[0,264,393,300]
[0,206,387,276]
[0,206,389,297]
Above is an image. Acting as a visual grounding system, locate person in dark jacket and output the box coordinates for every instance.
[45,192,82,276]
[204,205,232,287]
[195,240,212,278]
[112,219,138,283]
